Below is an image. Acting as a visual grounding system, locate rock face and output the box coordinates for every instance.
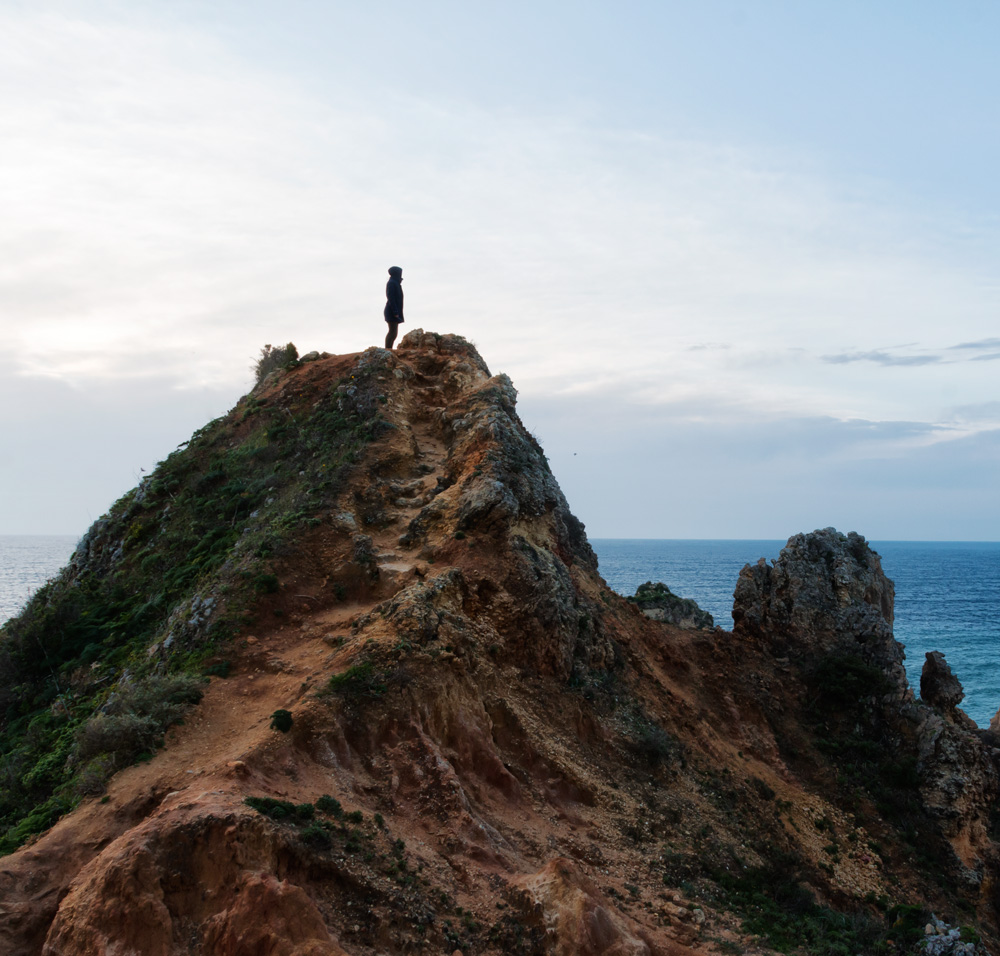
[731,527,907,696]
[732,528,1000,897]
[909,650,999,883]
[5,335,1000,955]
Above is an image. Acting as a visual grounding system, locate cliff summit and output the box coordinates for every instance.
[1,332,999,955]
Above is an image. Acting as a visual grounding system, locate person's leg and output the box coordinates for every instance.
[385,321,399,349]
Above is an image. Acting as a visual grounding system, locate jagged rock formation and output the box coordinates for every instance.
[627,582,713,630]
[923,651,967,714]
[2,332,1000,956]
[733,529,1000,907]
[732,527,906,697]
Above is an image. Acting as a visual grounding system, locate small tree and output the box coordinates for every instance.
[253,343,299,385]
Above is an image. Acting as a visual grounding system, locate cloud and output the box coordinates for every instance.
[527,394,1000,539]
[949,337,1000,351]
[3,6,1000,538]
[821,350,943,367]
[947,401,1000,422]
[3,6,999,404]
[970,352,1000,362]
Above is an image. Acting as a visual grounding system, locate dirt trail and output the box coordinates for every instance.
[6,336,896,956]
[9,339,720,955]
[103,352,454,802]
[368,373,451,576]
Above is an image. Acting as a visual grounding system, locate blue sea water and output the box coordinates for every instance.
[2,535,998,727]
[0,535,79,626]
[592,538,1000,729]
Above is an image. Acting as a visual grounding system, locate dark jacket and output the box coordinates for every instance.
[384,276,404,322]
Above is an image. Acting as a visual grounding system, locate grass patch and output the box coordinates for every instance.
[710,855,894,954]
[326,660,387,698]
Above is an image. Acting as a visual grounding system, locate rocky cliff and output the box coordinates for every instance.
[1,332,999,956]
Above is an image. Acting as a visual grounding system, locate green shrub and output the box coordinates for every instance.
[244,795,296,820]
[810,654,894,711]
[961,926,982,944]
[254,573,280,594]
[326,660,386,698]
[300,822,332,849]
[634,722,674,767]
[316,794,343,817]
[887,904,932,946]
[253,343,299,384]
[72,674,204,791]
[270,709,293,733]
[0,796,72,855]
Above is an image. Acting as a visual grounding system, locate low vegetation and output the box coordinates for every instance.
[269,709,293,732]
[0,345,393,854]
[709,854,899,954]
[253,342,299,385]
[325,659,388,698]
[74,674,204,794]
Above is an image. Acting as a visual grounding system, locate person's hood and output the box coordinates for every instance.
[388,266,403,279]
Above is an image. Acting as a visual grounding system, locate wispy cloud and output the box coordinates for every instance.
[950,337,1000,351]
[821,350,943,367]
[3,6,999,408]
[948,401,1000,422]
[3,6,1000,537]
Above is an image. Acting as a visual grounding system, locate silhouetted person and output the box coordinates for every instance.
[384,266,404,349]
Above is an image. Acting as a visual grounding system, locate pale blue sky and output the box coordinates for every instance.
[1,1,998,538]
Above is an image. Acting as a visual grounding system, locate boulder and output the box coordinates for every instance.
[731,528,907,697]
[921,651,965,712]
[627,581,713,629]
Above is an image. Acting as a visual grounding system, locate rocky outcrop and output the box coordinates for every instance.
[910,653,999,880]
[387,331,606,682]
[912,701,1000,880]
[8,337,1000,955]
[922,650,966,714]
[520,858,652,956]
[732,529,1000,901]
[731,527,907,697]
[627,581,713,630]
[41,807,353,956]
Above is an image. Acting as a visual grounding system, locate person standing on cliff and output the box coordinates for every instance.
[384,266,404,349]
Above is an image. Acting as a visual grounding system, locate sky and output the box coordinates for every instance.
[1,0,998,540]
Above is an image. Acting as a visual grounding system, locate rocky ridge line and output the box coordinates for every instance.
[1,333,999,955]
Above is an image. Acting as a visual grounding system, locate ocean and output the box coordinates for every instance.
[1,535,998,727]
[0,535,79,626]
[592,538,1000,729]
